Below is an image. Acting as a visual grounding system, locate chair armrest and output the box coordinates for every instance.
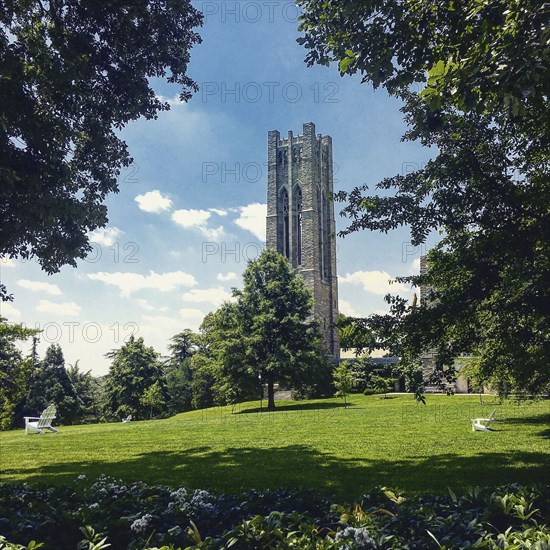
[24,417,39,421]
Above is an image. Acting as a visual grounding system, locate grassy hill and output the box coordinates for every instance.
[1,394,548,499]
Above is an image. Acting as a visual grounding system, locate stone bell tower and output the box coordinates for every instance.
[266,122,339,358]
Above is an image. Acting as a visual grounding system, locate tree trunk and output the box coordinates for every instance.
[267,380,276,410]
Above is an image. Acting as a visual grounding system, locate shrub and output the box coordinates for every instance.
[0,479,548,548]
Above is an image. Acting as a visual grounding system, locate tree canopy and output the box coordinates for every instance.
[0,0,203,300]
[297,0,549,395]
[297,0,547,119]
[104,336,164,420]
[0,317,38,429]
[338,314,376,353]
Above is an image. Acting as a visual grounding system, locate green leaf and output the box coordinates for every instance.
[339,55,354,73]
[431,60,446,77]
[419,87,438,99]
[447,486,458,503]
[426,530,442,548]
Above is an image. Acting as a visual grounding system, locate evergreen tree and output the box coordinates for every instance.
[67,361,102,423]
[168,330,197,363]
[24,344,82,424]
[164,329,197,415]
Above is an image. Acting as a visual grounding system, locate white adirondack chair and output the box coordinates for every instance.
[24,404,58,434]
[471,409,496,431]
[122,414,132,423]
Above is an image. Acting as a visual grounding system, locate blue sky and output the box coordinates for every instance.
[0,1,436,375]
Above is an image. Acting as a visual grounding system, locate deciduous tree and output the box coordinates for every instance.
[140,380,165,419]
[297,0,549,395]
[104,336,163,420]
[213,249,330,410]
[333,361,354,408]
[0,0,203,300]
[298,0,547,120]
[0,317,38,429]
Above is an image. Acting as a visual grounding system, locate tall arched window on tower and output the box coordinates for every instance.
[282,188,290,259]
[323,189,330,279]
[317,185,324,278]
[295,186,303,265]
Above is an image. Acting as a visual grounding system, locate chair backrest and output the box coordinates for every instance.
[37,404,56,428]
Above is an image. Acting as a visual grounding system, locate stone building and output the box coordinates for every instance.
[266,122,339,358]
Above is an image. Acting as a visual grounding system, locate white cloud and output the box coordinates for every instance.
[179,308,207,324]
[172,208,210,228]
[182,287,233,307]
[339,299,362,317]
[0,257,16,268]
[209,208,228,217]
[234,203,267,241]
[339,270,410,295]
[88,270,197,297]
[141,314,182,328]
[171,209,226,240]
[37,300,81,317]
[0,302,21,319]
[201,226,226,240]
[89,227,123,246]
[217,272,237,282]
[142,308,205,333]
[155,94,185,106]
[136,299,168,312]
[409,257,421,275]
[135,190,173,213]
[17,279,62,296]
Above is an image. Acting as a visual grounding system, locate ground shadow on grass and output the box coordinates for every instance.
[502,412,550,439]
[237,401,355,414]
[3,444,549,500]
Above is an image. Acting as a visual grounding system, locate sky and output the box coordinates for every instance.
[0,1,437,375]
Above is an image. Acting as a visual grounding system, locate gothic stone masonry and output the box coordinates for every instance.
[266,122,340,358]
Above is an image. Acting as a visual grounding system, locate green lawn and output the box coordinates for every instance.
[1,394,548,499]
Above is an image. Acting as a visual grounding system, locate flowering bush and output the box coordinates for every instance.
[0,478,548,548]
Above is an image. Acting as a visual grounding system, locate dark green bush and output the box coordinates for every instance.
[0,479,548,548]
